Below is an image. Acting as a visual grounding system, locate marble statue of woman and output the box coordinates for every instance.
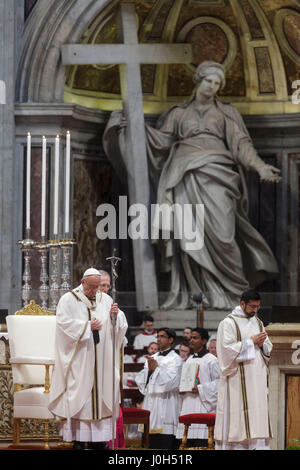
[104,61,281,310]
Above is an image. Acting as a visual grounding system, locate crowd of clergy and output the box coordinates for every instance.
[124,323,219,449]
[125,292,272,451]
[48,268,271,451]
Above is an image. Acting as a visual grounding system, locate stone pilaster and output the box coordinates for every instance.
[0,0,18,313]
[266,323,300,450]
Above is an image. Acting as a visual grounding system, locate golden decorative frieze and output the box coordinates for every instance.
[14,300,54,316]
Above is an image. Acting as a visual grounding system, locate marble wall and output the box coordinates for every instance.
[23,146,50,292]
[72,157,112,286]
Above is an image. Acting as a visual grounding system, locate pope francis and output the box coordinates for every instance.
[48,268,128,450]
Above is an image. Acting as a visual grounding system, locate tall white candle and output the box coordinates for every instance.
[65,131,71,235]
[26,132,31,231]
[53,135,60,236]
[41,136,47,238]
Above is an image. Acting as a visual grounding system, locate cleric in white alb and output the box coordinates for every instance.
[214,289,273,450]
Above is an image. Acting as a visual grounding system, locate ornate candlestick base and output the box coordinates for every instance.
[35,240,50,310]
[48,240,61,312]
[60,239,76,296]
[18,236,35,307]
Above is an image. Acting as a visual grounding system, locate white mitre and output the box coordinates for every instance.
[82,267,101,277]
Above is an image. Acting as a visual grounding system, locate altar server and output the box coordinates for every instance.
[133,315,157,350]
[176,328,220,447]
[135,328,183,449]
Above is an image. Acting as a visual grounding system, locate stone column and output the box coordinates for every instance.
[266,323,300,450]
[0,0,17,313]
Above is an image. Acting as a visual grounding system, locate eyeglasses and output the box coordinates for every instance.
[246,304,261,311]
[157,334,169,339]
[84,280,101,290]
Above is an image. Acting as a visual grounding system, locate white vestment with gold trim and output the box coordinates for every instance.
[214,306,273,450]
[48,285,127,442]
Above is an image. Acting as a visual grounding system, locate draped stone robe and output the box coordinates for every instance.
[103,98,279,309]
[145,99,279,309]
[214,306,273,449]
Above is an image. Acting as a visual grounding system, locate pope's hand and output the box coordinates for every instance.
[110,303,119,318]
[258,164,281,183]
[91,318,102,331]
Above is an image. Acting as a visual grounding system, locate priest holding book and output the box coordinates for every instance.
[176,328,220,448]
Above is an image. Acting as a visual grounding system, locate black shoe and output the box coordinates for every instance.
[87,442,109,450]
[73,441,85,450]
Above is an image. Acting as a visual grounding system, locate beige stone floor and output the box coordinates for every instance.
[0,439,63,449]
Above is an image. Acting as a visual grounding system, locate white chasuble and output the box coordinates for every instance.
[214,306,272,449]
[49,285,127,440]
[135,350,183,435]
[176,351,220,440]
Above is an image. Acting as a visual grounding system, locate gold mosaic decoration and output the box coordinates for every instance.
[64,0,300,114]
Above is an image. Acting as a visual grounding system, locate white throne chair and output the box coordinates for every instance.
[6,301,56,449]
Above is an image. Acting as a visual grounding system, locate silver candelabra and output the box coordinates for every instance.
[60,239,76,296]
[35,240,50,310]
[18,230,35,307]
[48,240,61,312]
[18,233,76,311]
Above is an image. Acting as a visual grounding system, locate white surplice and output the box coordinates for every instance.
[214,306,273,450]
[48,285,128,442]
[133,331,157,350]
[135,349,183,435]
[176,351,220,440]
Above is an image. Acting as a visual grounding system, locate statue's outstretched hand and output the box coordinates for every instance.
[258,164,281,183]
